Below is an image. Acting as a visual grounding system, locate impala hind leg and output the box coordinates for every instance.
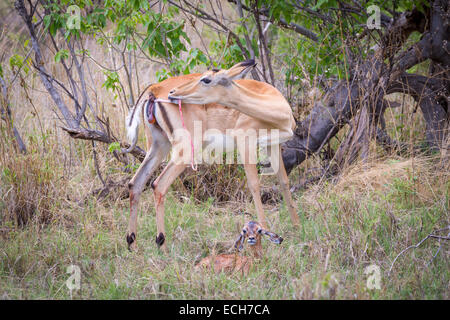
[127,130,170,251]
[152,161,187,251]
[276,146,300,227]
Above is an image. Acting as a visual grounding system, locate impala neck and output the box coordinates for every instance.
[249,238,263,259]
[222,82,284,121]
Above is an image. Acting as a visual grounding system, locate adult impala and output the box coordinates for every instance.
[124,60,299,251]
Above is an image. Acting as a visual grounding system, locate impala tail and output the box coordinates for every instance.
[121,98,144,153]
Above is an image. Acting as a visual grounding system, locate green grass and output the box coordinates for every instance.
[1,158,448,299]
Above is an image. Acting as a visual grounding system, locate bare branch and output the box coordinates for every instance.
[0,74,27,154]
[15,0,78,129]
[227,0,319,42]
[61,126,146,162]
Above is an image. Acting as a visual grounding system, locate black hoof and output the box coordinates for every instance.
[126,232,136,250]
[155,232,165,248]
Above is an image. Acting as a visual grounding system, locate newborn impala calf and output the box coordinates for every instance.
[195,221,283,274]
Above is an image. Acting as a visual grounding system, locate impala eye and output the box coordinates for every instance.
[257,229,262,234]
[242,229,247,234]
[200,77,211,84]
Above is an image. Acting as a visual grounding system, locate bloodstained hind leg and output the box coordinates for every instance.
[152,161,186,251]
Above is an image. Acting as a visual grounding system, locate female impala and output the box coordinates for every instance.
[124,60,299,252]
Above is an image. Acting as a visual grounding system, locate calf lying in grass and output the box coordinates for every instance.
[195,221,283,274]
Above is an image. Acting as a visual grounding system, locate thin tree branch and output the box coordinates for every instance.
[228,0,319,42]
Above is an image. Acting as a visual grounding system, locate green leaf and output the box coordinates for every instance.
[102,71,120,92]
[43,15,52,30]
[312,0,329,10]
[108,142,121,153]
[156,69,169,82]
[55,49,69,63]
[9,54,29,74]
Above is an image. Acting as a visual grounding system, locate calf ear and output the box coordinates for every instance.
[262,230,283,244]
[234,233,245,251]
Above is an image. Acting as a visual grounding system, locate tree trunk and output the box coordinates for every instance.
[282,4,449,174]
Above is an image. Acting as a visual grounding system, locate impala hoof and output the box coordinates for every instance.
[126,232,136,251]
[155,232,165,248]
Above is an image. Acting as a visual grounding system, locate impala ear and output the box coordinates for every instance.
[234,233,245,251]
[224,59,257,81]
[262,230,283,244]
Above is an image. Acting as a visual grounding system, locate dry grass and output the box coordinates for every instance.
[0,123,64,227]
[1,148,447,299]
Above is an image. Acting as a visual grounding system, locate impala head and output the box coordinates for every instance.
[234,221,283,251]
[168,59,257,104]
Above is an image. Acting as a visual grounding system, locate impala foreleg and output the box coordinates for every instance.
[237,139,268,229]
[243,163,268,229]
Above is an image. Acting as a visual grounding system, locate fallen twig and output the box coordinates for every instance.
[388,225,450,276]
